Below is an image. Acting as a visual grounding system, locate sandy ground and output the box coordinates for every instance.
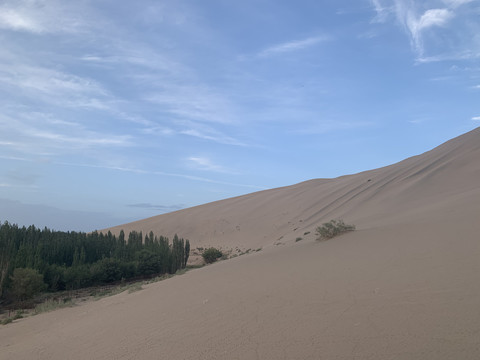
[1,128,480,359]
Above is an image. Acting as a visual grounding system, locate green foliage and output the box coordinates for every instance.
[185,239,190,265]
[63,265,92,290]
[91,258,123,283]
[13,310,24,320]
[202,247,223,264]
[0,221,190,298]
[136,249,161,276]
[10,268,47,301]
[315,219,356,241]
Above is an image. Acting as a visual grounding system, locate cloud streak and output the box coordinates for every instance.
[0,111,132,160]
[187,156,237,174]
[52,161,266,190]
[258,35,330,57]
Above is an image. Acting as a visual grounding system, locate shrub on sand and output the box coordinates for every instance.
[202,248,223,264]
[315,220,355,241]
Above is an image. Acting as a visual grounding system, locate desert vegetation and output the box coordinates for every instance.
[202,247,223,263]
[0,221,190,304]
[315,219,356,241]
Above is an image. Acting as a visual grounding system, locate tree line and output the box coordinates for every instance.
[0,221,190,299]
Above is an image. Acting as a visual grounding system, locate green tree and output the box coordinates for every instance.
[136,249,161,276]
[10,268,47,301]
[184,239,190,266]
[91,258,123,284]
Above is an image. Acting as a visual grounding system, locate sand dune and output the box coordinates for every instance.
[1,127,479,359]
[106,127,480,251]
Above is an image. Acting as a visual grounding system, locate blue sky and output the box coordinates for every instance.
[0,0,479,231]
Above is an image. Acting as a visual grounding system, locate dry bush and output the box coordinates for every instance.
[315,220,355,241]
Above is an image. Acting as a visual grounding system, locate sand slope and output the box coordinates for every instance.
[1,127,480,359]
[106,127,480,252]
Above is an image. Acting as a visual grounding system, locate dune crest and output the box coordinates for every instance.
[106,127,480,250]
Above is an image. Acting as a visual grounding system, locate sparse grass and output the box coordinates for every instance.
[92,281,148,299]
[188,264,204,269]
[13,310,24,320]
[2,267,203,320]
[34,298,75,314]
[315,219,355,241]
[1,317,13,325]
[175,268,187,276]
[303,231,310,236]
[295,237,303,242]
[127,283,143,293]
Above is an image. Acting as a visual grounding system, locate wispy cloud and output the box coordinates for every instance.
[145,84,236,125]
[396,4,453,57]
[258,35,330,57]
[0,112,132,158]
[0,62,111,110]
[178,121,248,146]
[187,156,237,174]
[0,0,250,160]
[370,0,392,22]
[55,161,265,190]
[472,116,480,121]
[0,0,94,34]
[295,120,374,134]
[370,0,480,61]
[0,7,43,33]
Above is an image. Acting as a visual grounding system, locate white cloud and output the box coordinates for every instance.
[179,126,247,147]
[259,35,329,57]
[372,0,480,60]
[187,156,235,173]
[0,63,111,109]
[370,0,392,22]
[0,112,132,159]
[472,116,480,121]
[0,8,43,32]
[54,161,264,190]
[400,6,454,56]
[0,0,94,34]
[417,8,453,30]
[145,84,236,125]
